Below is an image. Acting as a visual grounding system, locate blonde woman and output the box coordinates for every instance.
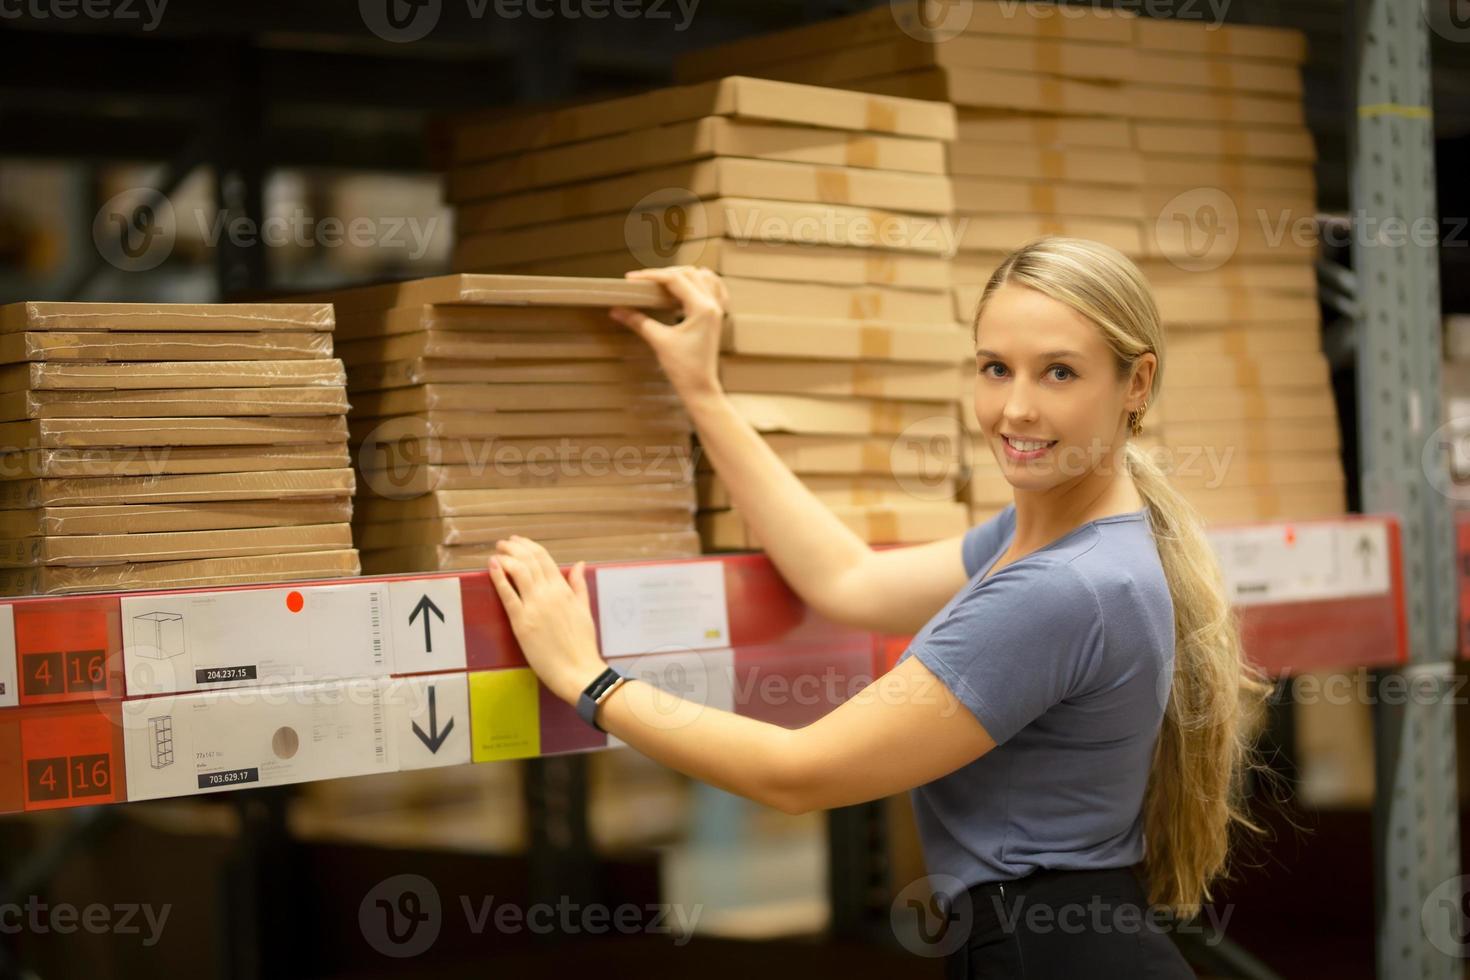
[486,237,1269,977]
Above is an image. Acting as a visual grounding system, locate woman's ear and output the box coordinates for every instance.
[1129,352,1158,407]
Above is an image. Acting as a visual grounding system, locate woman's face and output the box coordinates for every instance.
[972,283,1149,490]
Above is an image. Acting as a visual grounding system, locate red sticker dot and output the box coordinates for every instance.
[286,591,304,613]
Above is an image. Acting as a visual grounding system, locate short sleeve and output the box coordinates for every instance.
[909,558,1104,745]
[960,504,1015,579]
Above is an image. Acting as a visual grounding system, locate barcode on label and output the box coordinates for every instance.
[369,591,385,666]
[372,688,385,763]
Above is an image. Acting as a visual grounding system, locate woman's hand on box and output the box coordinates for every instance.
[610,265,727,400]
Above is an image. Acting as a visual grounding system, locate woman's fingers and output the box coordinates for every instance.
[487,557,523,618]
[497,538,546,587]
[514,535,563,583]
[608,305,663,343]
[627,266,720,319]
[570,561,589,603]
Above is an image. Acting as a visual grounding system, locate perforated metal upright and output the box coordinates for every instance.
[1347,1,1462,976]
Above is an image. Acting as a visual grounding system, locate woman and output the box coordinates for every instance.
[486,237,1270,977]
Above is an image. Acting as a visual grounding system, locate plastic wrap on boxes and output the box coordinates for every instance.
[0,499,353,537]
[0,468,356,509]
[0,301,334,333]
[3,523,354,567]
[0,331,335,364]
[0,549,361,596]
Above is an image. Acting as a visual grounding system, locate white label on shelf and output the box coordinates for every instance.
[121,677,396,802]
[121,582,392,695]
[1208,520,1391,608]
[595,561,730,658]
[608,648,735,749]
[0,605,15,709]
[385,579,466,674]
[387,672,471,771]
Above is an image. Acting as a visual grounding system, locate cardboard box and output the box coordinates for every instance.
[5,523,354,568]
[727,393,959,437]
[723,278,955,324]
[447,118,946,202]
[0,302,333,333]
[452,197,956,269]
[699,500,968,547]
[355,510,694,549]
[0,468,356,509]
[349,383,682,419]
[121,677,394,802]
[334,331,651,367]
[347,410,692,445]
[361,531,701,573]
[720,355,963,401]
[0,386,349,422]
[455,157,954,231]
[1162,324,1324,358]
[1127,50,1303,96]
[346,357,664,392]
[0,360,346,392]
[1141,157,1316,194]
[1133,123,1315,163]
[1183,483,1348,523]
[1163,451,1343,491]
[673,1,1135,83]
[1160,418,1342,454]
[741,432,949,475]
[353,482,697,523]
[451,75,956,164]
[698,471,955,509]
[0,444,350,480]
[949,144,1143,184]
[306,273,674,316]
[955,113,1131,148]
[506,238,953,292]
[1152,288,1320,327]
[957,215,1143,256]
[334,302,637,340]
[356,457,693,497]
[0,416,350,450]
[353,432,691,470]
[851,68,1127,116]
[0,331,334,364]
[952,177,1145,219]
[1122,85,1303,126]
[1163,351,1329,389]
[0,500,353,538]
[1157,388,1336,424]
[1134,18,1307,63]
[1136,258,1316,294]
[0,549,361,596]
[722,314,969,364]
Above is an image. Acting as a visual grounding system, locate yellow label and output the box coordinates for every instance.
[469,668,541,762]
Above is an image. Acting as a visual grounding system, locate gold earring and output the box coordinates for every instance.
[1129,400,1148,437]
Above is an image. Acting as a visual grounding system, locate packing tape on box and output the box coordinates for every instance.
[870,401,903,432]
[1221,131,1247,158]
[1235,357,1261,388]
[1038,77,1065,111]
[1040,217,1066,236]
[1036,12,1067,39]
[846,136,880,170]
[864,253,899,284]
[862,441,889,472]
[851,292,883,319]
[1035,119,1060,144]
[1245,388,1267,417]
[861,325,893,358]
[1208,60,1233,90]
[864,99,900,135]
[1036,41,1063,76]
[1260,485,1281,516]
[1039,150,1066,181]
[562,182,595,218]
[852,361,879,398]
[864,509,900,543]
[816,167,852,204]
[1228,292,1251,323]
[1207,29,1232,56]
[1030,184,1058,213]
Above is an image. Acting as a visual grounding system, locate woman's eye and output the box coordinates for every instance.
[980,361,1006,378]
[1048,366,1074,382]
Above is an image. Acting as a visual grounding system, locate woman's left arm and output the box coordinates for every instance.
[489,536,997,816]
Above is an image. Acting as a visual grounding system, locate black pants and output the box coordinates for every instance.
[944,866,1196,979]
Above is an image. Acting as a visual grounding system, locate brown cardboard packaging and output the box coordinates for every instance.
[451,75,956,163]
[1160,418,1342,454]
[1134,18,1307,63]
[948,144,1143,184]
[0,468,356,509]
[1121,85,1304,126]
[348,383,682,419]
[455,157,954,231]
[360,532,700,574]
[0,386,349,421]
[0,499,353,538]
[0,359,347,392]
[727,393,959,438]
[334,331,650,367]
[720,278,954,324]
[1150,288,1320,326]
[0,331,334,364]
[1156,388,1336,424]
[957,215,1143,257]
[506,239,953,292]
[1163,452,1344,491]
[952,177,1144,219]
[0,444,350,480]
[699,500,968,548]
[722,314,970,364]
[0,549,361,596]
[448,118,946,202]
[954,114,1132,148]
[333,303,636,341]
[1163,351,1329,389]
[354,433,691,470]
[1135,258,1316,293]
[0,302,333,333]
[453,197,957,269]
[1133,123,1316,163]
[353,482,696,523]
[355,510,694,549]
[305,273,673,315]
[720,355,964,401]
[698,471,955,509]
[0,415,350,450]
[851,68,1127,116]
[1142,158,1315,194]
[1127,51,1303,96]
[752,433,943,475]
[4,523,354,568]
[1181,483,1348,524]
[346,358,664,392]
[347,409,692,444]
[1158,324,1324,357]
[356,459,692,497]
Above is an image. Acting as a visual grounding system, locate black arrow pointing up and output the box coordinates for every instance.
[1355,535,1376,576]
[412,686,454,754]
[409,594,444,653]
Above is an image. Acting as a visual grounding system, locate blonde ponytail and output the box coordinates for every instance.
[973,236,1273,920]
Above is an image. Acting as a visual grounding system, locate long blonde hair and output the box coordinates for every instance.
[972,236,1272,920]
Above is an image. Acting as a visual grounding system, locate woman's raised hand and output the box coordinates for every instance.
[609,265,729,400]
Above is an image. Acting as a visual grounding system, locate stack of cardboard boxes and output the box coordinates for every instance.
[443,76,971,549]
[0,302,358,595]
[310,274,700,573]
[675,2,1346,526]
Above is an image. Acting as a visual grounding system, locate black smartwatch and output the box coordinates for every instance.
[577,665,628,733]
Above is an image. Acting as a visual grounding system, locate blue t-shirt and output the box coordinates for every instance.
[896,502,1174,897]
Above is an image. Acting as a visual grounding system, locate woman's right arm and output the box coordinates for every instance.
[610,265,971,636]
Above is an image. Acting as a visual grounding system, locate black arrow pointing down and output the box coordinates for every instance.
[412,686,455,754]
